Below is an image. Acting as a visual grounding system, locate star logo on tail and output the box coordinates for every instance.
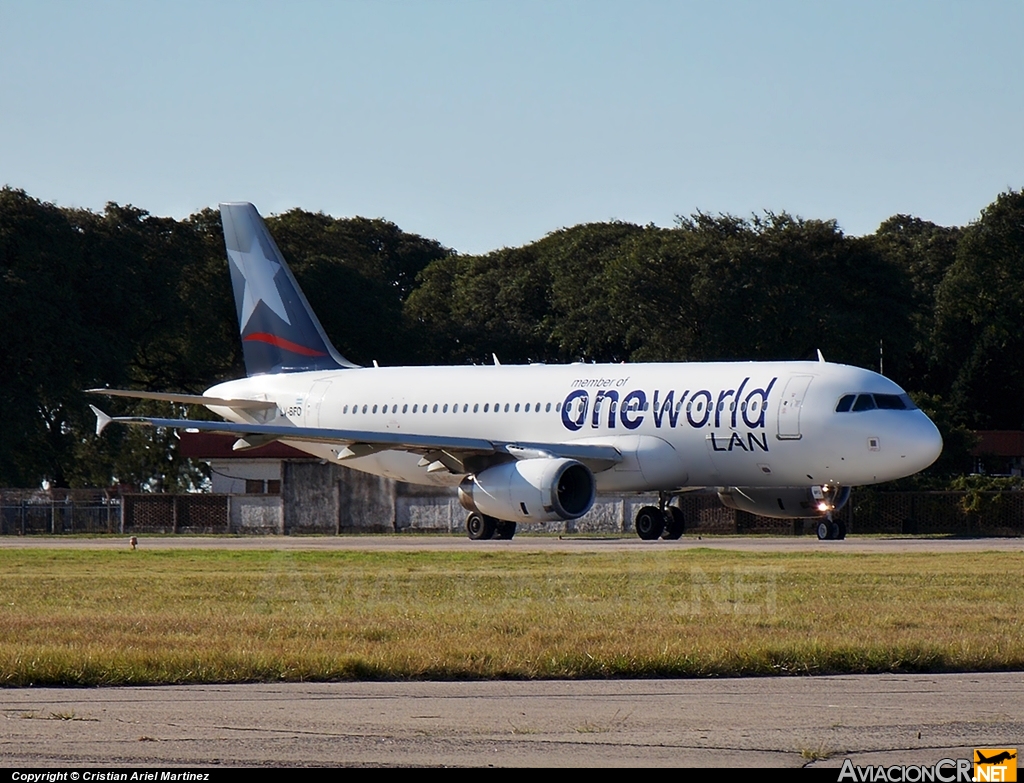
[228,239,292,330]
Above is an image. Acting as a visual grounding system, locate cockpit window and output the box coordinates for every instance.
[851,394,877,412]
[837,392,918,412]
[874,394,907,410]
[835,394,855,412]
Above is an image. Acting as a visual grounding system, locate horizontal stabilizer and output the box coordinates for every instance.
[86,388,277,410]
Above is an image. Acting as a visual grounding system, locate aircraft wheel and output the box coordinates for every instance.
[816,520,833,541]
[495,520,517,540]
[662,506,685,540]
[466,512,496,540]
[635,506,665,540]
[836,521,847,540]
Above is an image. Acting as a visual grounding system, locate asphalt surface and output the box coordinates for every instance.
[1,533,1022,553]
[2,675,1022,768]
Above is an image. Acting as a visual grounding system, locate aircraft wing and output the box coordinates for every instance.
[89,408,622,472]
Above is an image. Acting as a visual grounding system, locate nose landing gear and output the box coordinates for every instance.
[813,484,847,540]
[815,515,847,540]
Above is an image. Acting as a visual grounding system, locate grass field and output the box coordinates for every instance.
[1,547,1021,685]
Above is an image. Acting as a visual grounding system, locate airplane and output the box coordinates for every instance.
[89,202,943,542]
[976,751,1016,765]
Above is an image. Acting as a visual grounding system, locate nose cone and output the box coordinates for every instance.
[905,412,943,475]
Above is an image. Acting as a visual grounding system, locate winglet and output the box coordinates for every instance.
[90,405,113,436]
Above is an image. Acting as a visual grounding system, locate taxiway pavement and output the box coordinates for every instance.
[2,674,1021,767]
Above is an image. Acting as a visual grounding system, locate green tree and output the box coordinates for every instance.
[266,210,453,366]
[870,215,960,392]
[932,190,1024,428]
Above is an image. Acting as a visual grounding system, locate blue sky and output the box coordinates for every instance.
[1,1,1021,254]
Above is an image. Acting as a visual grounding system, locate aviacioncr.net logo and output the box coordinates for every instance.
[838,758,972,782]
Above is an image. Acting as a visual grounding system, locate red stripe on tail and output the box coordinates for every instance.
[244,332,328,357]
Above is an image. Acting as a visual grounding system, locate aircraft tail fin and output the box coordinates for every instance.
[220,202,358,375]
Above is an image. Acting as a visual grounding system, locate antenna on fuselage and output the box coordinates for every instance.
[816,349,826,363]
[492,354,501,366]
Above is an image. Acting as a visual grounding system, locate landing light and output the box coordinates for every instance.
[817,502,829,512]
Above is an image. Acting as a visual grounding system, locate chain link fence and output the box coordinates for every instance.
[849,490,1024,536]
[0,489,121,535]
[1,488,1022,536]
[122,494,229,534]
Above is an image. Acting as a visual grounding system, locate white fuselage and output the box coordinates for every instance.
[205,360,942,492]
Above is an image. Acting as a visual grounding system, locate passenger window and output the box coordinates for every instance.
[852,394,876,412]
[432,404,438,413]
[473,403,479,413]
[835,395,855,413]
[525,403,531,412]
[372,405,378,414]
[504,403,510,412]
[555,403,561,412]
[546,402,551,412]
[515,403,520,412]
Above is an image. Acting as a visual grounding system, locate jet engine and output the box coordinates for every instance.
[458,458,596,522]
[717,485,850,519]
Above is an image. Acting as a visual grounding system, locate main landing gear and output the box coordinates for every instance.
[635,493,686,541]
[465,512,516,540]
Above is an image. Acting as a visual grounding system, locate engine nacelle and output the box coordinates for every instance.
[458,458,596,523]
[717,485,850,519]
